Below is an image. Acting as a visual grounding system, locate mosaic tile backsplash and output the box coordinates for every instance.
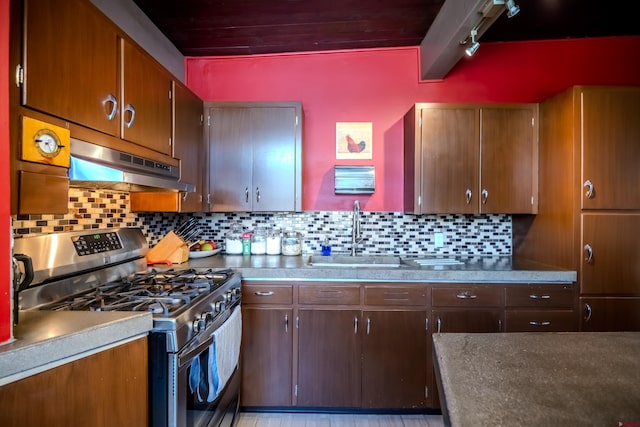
[12,189,512,255]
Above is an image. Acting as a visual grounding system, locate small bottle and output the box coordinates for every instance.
[321,236,332,256]
[242,231,252,255]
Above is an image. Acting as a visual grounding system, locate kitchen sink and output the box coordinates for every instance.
[307,255,402,268]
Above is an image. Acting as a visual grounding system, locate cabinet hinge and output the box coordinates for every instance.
[15,64,24,87]
[418,195,422,207]
[425,385,428,399]
[425,317,429,331]
[295,115,299,126]
[168,89,172,100]
[207,115,211,127]
[419,116,422,128]
[200,114,204,126]
[169,137,172,147]
[531,196,534,205]
[294,384,298,397]
[531,117,535,127]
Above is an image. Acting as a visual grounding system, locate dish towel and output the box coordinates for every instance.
[207,306,242,402]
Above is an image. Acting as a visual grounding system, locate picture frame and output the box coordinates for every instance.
[335,122,372,160]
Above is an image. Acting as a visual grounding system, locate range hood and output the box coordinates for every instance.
[69,139,195,192]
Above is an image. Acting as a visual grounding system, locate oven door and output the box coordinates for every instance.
[173,307,241,427]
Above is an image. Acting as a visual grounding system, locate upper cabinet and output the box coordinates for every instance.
[22,0,119,137]
[206,102,303,212]
[581,88,640,210]
[20,0,173,157]
[404,103,538,215]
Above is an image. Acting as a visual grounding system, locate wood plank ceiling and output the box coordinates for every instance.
[132,0,639,57]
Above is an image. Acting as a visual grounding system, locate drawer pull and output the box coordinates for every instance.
[583,179,594,199]
[284,314,288,333]
[254,291,275,296]
[366,317,371,335]
[529,294,551,300]
[529,321,551,327]
[584,303,592,322]
[456,293,477,299]
[354,317,359,334]
[436,317,442,334]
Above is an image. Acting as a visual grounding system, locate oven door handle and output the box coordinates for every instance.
[178,334,214,368]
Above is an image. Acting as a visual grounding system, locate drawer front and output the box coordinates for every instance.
[242,284,293,304]
[364,286,427,306]
[505,310,576,332]
[299,284,360,305]
[432,286,502,307]
[505,285,574,308]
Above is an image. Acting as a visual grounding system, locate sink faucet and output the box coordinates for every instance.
[351,200,363,256]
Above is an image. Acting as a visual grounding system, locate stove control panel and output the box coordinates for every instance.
[71,232,123,256]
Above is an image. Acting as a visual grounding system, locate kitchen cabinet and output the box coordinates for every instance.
[19,0,174,157]
[130,82,204,212]
[362,285,429,409]
[297,283,361,407]
[206,102,302,212]
[404,103,537,214]
[504,284,576,332]
[0,337,148,427]
[431,285,503,332]
[513,86,640,332]
[240,283,293,407]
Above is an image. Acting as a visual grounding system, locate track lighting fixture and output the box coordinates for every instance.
[465,29,480,57]
[506,0,520,18]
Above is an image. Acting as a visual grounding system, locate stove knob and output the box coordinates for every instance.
[232,287,241,297]
[202,312,214,328]
[215,300,225,312]
[192,315,206,333]
[224,291,233,303]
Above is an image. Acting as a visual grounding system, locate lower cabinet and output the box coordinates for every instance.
[580,297,640,331]
[0,337,148,427]
[239,280,576,411]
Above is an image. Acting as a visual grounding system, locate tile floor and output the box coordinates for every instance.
[236,412,445,426]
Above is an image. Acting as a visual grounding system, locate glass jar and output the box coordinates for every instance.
[266,228,282,255]
[225,223,244,254]
[251,228,267,255]
[281,231,302,256]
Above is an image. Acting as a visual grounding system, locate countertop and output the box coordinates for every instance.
[0,311,153,386]
[433,332,640,427]
[186,254,577,283]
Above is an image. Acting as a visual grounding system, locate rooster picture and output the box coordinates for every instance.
[345,134,366,153]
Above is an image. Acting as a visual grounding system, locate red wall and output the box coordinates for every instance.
[187,36,640,212]
[1,0,12,343]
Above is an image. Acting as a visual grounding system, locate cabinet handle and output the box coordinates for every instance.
[529,321,551,327]
[436,317,441,334]
[284,314,288,333]
[366,317,371,335]
[254,291,274,296]
[465,189,472,204]
[456,293,477,299]
[245,187,249,203]
[584,303,592,323]
[425,318,429,331]
[123,104,136,128]
[529,294,551,300]
[256,187,260,203]
[583,244,594,264]
[103,94,118,121]
[481,189,489,204]
[354,317,358,334]
[583,180,595,199]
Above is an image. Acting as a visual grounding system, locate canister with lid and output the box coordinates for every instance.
[225,223,244,254]
[281,231,302,256]
[251,228,267,254]
[266,228,282,255]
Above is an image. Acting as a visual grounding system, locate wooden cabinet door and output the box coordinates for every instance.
[581,297,640,331]
[173,81,204,212]
[240,307,293,406]
[121,39,172,155]
[581,87,640,210]
[480,106,537,213]
[362,310,428,409]
[297,309,361,407]
[23,0,119,136]
[420,106,479,214]
[208,107,254,211]
[251,106,300,211]
[581,214,640,295]
[0,338,148,427]
[432,309,503,333]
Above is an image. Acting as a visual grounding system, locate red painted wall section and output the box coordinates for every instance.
[1,0,12,343]
[187,36,640,212]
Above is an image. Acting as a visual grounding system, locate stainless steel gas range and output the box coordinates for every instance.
[13,228,242,427]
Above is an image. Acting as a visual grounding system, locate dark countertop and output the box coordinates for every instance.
[433,332,640,426]
[0,311,152,386]
[186,254,577,283]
